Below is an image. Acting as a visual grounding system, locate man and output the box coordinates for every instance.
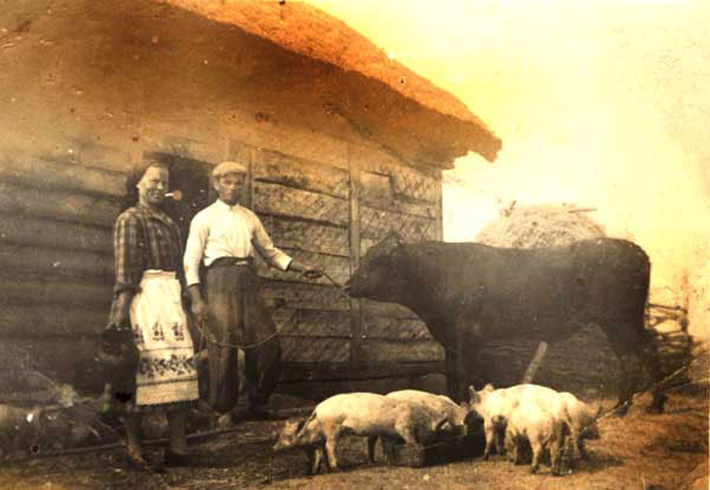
[184,161,322,421]
[108,163,199,468]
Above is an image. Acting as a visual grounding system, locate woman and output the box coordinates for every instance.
[106,162,199,468]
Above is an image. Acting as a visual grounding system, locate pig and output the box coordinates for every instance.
[554,392,602,462]
[385,390,468,435]
[467,383,568,459]
[273,392,450,473]
[504,399,569,475]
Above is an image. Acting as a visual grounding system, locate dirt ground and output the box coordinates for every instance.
[0,392,706,490]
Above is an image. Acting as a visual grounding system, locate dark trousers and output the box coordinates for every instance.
[203,264,282,414]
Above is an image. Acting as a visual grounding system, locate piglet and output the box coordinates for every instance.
[273,392,449,473]
[386,389,467,435]
[504,399,569,475]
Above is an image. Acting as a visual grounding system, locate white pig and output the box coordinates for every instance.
[504,399,569,475]
[554,392,601,462]
[273,392,449,473]
[467,383,563,459]
[386,390,468,434]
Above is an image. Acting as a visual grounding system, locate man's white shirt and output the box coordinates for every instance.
[183,199,292,286]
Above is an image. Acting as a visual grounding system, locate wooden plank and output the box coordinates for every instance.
[261,216,349,257]
[0,181,121,228]
[348,145,438,202]
[281,337,350,363]
[262,281,350,312]
[0,304,107,336]
[273,309,351,337]
[349,159,362,364]
[254,149,350,199]
[360,171,436,219]
[253,182,348,227]
[433,170,443,241]
[258,249,350,287]
[360,339,445,362]
[2,215,113,254]
[360,206,436,242]
[361,299,418,319]
[363,316,432,341]
[0,244,114,280]
[0,155,126,197]
[279,361,444,382]
[0,276,112,307]
[75,141,133,173]
[223,111,350,171]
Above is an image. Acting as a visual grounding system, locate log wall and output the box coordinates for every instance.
[0,119,445,398]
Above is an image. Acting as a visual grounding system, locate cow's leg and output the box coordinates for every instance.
[606,323,666,416]
[445,347,462,403]
[641,329,666,413]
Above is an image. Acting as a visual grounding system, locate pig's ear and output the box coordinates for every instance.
[295,417,308,433]
[483,383,496,392]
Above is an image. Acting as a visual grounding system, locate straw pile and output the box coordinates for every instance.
[475,203,605,248]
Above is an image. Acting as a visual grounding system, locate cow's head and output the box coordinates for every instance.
[345,232,408,302]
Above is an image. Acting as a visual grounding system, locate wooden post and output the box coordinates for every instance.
[434,169,443,241]
[522,341,548,384]
[246,146,256,210]
[348,145,363,364]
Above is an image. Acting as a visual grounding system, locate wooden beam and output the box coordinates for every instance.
[273,309,351,337]
[434,169,443,241]
[0,155,126,198]
[253,182,349,227]
[0,181,120,229]
[349,147,363,364]
[2,214,113,254]
[0,276,112,307]
[360,339,445,363]
[281,337,350,363]
[254,149,349,199]
[0,244,114,280]
[262,281,350,312]
[261,215,349,257]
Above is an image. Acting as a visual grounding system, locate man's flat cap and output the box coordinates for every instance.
[212,161,247,179]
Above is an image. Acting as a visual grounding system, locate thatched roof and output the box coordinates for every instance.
[476,204,606,248]
[159,0,502,164]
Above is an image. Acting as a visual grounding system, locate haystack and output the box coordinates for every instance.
[475,203,605,248]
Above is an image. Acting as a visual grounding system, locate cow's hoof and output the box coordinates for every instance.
[646,395,666,414]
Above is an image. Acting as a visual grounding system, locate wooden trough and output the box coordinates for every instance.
[389,422,486,468]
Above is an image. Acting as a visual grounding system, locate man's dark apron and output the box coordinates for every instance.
[201,257,282,413]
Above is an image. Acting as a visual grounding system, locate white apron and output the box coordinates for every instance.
[130,270,199,406]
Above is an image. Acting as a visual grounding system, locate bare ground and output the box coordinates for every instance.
[0,392,706,490]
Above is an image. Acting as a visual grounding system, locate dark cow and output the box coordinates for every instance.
[346,233,665,414]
